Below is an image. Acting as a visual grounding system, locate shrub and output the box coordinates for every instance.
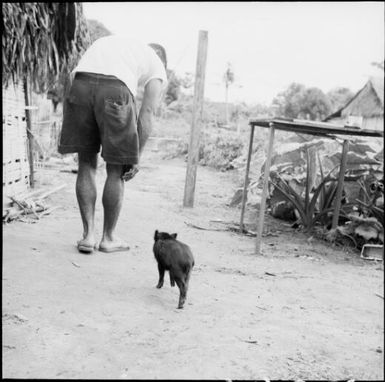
[162,126,246,171]
[199,131,244,170]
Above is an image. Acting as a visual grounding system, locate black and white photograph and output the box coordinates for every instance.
[2,1,384,379]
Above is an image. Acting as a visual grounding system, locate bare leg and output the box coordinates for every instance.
[99,163,130,252]
[76,152,98,253]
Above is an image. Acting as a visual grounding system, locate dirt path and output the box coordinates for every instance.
[3,149,384,379]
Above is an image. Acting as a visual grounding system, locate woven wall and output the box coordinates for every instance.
[3,83,30,197]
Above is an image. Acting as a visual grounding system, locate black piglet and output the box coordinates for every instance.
[153,230,195,309]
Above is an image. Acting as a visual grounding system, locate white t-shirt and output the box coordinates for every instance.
[73,35,168,97]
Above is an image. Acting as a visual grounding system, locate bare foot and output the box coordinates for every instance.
[98,237,130,253]
[77,237,97,254]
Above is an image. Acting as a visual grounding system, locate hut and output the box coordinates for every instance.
[2,3,90,198]
[324,77,384,131]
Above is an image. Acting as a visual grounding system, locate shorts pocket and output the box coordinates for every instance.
[103,97,138,150]
[104,99,132,139]
[105,99,131,125]
[100,87,139,163]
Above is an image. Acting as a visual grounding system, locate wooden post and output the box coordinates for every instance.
[225,82,229,125]
[23,78,35,188]
[183,30,208,208]
[255,124,275,254]
[239,124,255,232]
[308,145,317,191]
[332,139,349,229]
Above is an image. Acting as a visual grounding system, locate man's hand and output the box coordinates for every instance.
[121,164,139,182]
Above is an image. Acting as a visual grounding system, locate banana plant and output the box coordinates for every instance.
[355,178,384,226]
[269,149,353,231]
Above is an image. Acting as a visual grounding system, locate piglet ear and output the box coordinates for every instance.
[154,230,159,241]
[171,233,177,239]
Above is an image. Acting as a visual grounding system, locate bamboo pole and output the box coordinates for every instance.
[183,30,208,208]
[239,124,255,232]
[255,124,276,254]
[332,139,350,229]
[225,82,229,125]
[23,78,35,188]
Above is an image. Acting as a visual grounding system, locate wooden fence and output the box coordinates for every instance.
[2,83,30,197]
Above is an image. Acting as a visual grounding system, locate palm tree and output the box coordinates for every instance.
[223,62,234,125]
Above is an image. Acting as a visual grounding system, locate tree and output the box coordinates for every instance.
[165,69,181,105]
[47,19,111,108]
[87,19,112,44]
[327,87,354,113]
[300,87,331,121]
[163,71,194,106]
[180,72,194,92]
[223,62,235,125]
[371,61,385,72]
[272,83,331,121]
[272,83,306,119]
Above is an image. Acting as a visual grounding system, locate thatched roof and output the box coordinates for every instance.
[325,77,384,121]
[370,76,384,106]
[2,2,90,93]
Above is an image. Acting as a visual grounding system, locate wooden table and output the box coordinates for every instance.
[239,118,383,254]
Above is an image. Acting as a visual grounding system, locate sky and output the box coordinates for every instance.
[83,1,384,105]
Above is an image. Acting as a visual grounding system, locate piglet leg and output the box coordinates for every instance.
[170,273,175,287]
[156,264,165,288]
[175,277,187,309]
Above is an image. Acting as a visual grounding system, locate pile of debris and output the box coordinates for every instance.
[3,184,66,223]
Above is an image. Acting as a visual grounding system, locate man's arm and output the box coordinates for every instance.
[121,79,163,182]
[137,78,163,155]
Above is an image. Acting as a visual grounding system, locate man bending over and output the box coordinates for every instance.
[58,35,167,253]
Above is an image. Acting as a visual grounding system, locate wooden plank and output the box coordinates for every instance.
[239,124,255,231]
[255,124,275,255]
[183,30,208,208]
[332,139,350,229]
[249,118,383,137]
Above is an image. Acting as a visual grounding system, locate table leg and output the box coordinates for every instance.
[332,139,349,229]
[255,125,275,254]
[240,125,255,232]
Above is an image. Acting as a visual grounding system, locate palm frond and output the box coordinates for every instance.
[2,2,90,92]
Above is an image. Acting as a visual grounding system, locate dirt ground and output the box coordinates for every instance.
[3,144,384,380]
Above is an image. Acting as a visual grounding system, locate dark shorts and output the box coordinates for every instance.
[58,72,139,165]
